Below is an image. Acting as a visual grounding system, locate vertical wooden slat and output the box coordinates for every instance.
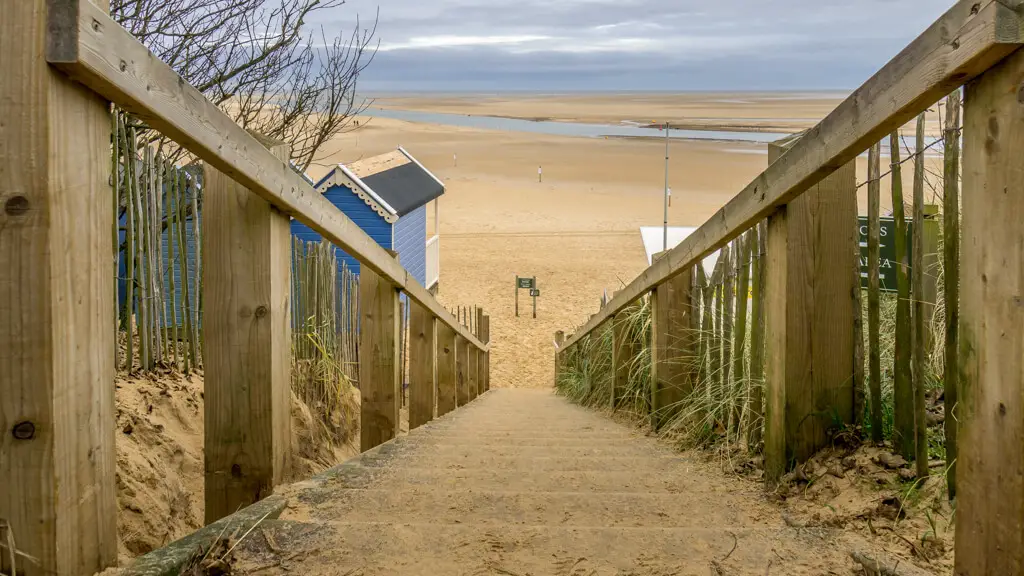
[408,300,435,430]
[202,141,292,524]
[481,313,491,392]
[722,244,735,417]
[942,90,961,500]
[852,194,866,430]
[139,147,152,369]
[732,231,751,433]
[112,108,121,370]
[124,126,137,371]
[748,222,767,449]
[912,113,929,478]
[0,0,117,572]
[867,142,884,443]
[611,310,635,409]
[178,170,194,374]
[456,335,470,406]
[190,181,202,365]
[650,270,694,431]
[467,345,479,401]
[764,137,857,476]
[890,130,915,459]
[764,207,789,484]
[956,49,1024,575]
[359,263,400,451]
[698,266,713,417]
[436,323,458,416]
[166,160,179,370]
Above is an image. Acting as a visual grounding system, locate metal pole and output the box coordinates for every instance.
[515,275,519,317]
[532,277,537,319]
[663,122,670,252]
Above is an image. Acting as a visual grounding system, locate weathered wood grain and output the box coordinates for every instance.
[1,1,117,572]
[202,141,292,524]
[408,300,435,430]
[955,47,1024,574]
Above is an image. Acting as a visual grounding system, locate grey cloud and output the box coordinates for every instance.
[318,0,955,91]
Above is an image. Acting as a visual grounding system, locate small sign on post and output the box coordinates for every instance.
[514,276,538,318]
[858,217,914,292]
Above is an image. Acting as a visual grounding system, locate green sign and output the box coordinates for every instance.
[517,277,535,289]
[857,217,912,293]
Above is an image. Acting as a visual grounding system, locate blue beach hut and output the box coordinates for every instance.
[292,147,445,291]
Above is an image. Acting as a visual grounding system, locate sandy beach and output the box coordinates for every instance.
[311,93,941,389]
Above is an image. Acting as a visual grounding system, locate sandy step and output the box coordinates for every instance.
[401,434,649,448]
[291,488,758,527]
[361,465,704,493]
[385,441,667,459]
[235,519,836,576]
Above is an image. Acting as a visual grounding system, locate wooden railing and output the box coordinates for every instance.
[556,0,1024,572]
[0,1,489,574]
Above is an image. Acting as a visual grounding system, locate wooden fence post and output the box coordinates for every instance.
[436,323,458,416]
[890,130,915,460]
[408,301,435,430]
[481,314,491,392]
[456,335,470,406]
[955,49,1024,574]
[554,330,565,386]
[202,139,292,524]
[611,311,635,409]
[1,2,117,572]
[763,137,858,479]
[468,345,479,402]
[942,90,961,500]
[475,307,485,395]
[650,270,695,431]
[359,264,400,451]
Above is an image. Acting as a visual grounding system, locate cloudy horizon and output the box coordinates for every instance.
[318,0,954,92]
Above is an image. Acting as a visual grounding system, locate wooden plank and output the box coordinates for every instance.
[722,243,735,423]
[867,142,884,443]
[764,207,789,484]
[650,271,695,430]
[359,265,400,452]
[890,131,915,460]
[467,346,479,402]
[732,232,751,433]
[765,139,858,467]
[554,0,1024,350]
[748,222,767,449]
[942,89,961,500]
[408,300,435,430]
[956,47,1024,574]
[0,1,116,573]
[202,140,292,524]
[554,331,565,387]
[912,113,929,478]
[611,311,636,409]
[697,266,713,420]
[480,314,491,392]
[456,336,470,406]
[45,0,488,353]
[436,323,458,416]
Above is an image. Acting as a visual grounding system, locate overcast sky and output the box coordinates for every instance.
[319,0,953,92]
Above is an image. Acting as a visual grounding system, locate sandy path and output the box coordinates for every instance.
[235,389,851,575]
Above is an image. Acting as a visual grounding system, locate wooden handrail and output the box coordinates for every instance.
[46,0,487,352]
[562,0,1022,349]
